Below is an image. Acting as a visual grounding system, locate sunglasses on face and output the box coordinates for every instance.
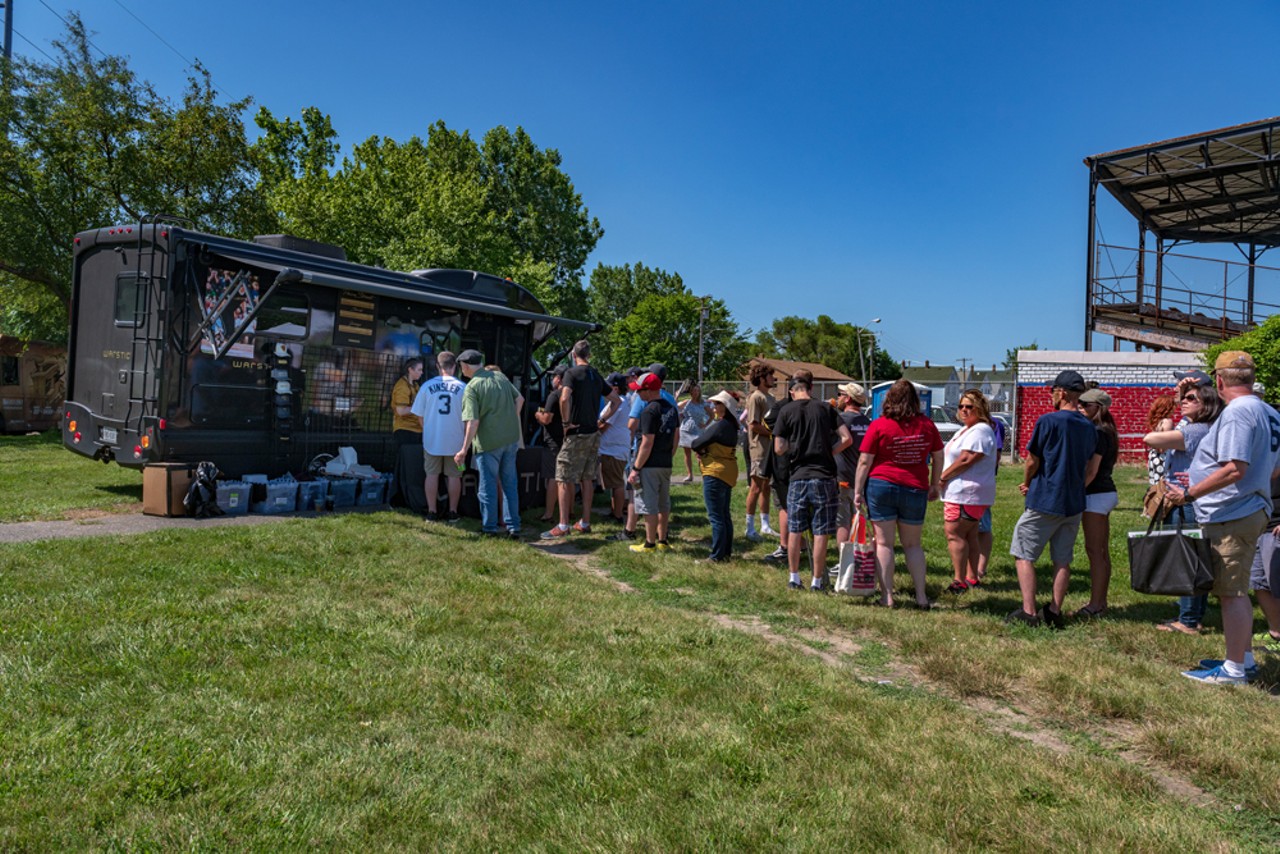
[1182,395,1199,403]
[957,403,975,411]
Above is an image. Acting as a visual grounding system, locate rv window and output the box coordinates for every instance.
[114,274,144,326]
[254,292,310,340]
[1,356,18,386]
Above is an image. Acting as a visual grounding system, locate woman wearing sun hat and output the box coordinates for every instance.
[692,390,742,562]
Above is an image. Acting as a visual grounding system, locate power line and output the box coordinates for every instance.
[12,26,56,63]
[35,0,107,57]
[110,0,193,70]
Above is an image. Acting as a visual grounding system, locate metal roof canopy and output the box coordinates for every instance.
[1086,116,1280,245]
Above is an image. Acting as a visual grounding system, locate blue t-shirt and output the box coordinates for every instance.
[1025,409,1098,517]
[1164,420,1209,485]
[1190,394,1280,525]
[629,389,676,418]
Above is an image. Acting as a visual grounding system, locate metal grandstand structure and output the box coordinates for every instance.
[1085,117,1280,351]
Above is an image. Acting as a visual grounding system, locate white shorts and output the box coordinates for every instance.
[1084,491,1119,515]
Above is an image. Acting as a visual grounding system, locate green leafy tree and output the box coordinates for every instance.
[610,292,751,380]
[1004,341,1039,371]
[585,262,686,366]
[0,15,270,341]
[1204,317,1280,403]
[754,315,898,382]
[253,113,601,327]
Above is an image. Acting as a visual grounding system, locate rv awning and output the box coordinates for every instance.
[206,249,598,333]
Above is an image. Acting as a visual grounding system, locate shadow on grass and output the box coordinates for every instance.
[96,483,142,499]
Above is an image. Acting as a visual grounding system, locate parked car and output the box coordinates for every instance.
[930,406,962,443]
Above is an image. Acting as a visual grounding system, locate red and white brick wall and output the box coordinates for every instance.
[1014,350,1203,462]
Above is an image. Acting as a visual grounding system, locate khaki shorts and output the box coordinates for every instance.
[749,457,770,479]
[423,453,461,477]
[556,432,601,483]
[1204,509,1269,598]
[600,455,627,490]
[836,485,857,531]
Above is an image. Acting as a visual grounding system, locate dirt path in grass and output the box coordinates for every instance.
[0,505,383,544]
[534,539,1221,811]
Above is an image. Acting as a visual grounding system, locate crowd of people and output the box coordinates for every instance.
[391,342,1280,685]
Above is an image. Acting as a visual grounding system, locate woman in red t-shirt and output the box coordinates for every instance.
[854,380,943,608]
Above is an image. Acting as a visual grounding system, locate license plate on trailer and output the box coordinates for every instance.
[100,427,117,443]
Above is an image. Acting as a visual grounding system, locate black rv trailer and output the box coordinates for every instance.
[62,218,595,481]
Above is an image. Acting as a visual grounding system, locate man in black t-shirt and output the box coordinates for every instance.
[628,371,679,552]
[835,382,872,544]
[534,366,567,522]
[543,340,615,539]
[773,370,852,591]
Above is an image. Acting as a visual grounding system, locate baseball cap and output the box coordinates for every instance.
[458,349,484,366]
[629,371,662,391]
[1173,369,1213,386]
[626,366,643,378]
[646,362,668,381]
[1079,388,1112,407]
[551,364,568,378]
[1052,370,1087,392]
[605,371,627,391]
[837,381,867,404]
[1213,350,1256,371]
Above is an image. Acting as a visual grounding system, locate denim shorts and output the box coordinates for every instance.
[865,477,927,525]
[978,507,992,534]
[1251,528,1280,593]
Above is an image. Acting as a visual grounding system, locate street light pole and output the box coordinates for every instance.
[858,317,881,393]
[697,296,709,384]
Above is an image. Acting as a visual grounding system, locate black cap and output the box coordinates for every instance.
[646,362,668,381]
[1174,369,1213,386]
[1051,370,1086,392]
[551,364,568,378]
[605,371,627,390]
[626,366,643,378]
[458,349,484,366]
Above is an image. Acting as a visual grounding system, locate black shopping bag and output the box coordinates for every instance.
[1127,501,1214,597]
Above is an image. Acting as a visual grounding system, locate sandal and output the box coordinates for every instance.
[1156,619,1201,636]
[1074,604,1107,619]
[946,580,970,594]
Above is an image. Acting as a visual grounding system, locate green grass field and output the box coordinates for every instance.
[2,432,1279,848]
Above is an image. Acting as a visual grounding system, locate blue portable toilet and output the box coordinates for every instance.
[870,381,931,419]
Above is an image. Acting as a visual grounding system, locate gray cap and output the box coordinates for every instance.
[646,362,668,381]
[458,349,484,366]
[1079,388,1112,407]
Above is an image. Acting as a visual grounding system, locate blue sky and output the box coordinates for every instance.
[16,1,1280,370]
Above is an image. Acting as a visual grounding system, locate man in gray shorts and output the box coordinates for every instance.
[1007,370,1100,628]
[627,371,680,553]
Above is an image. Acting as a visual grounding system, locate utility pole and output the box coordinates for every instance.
[696,296,709,384]
[956,356,972,386]
[2,1,12,63]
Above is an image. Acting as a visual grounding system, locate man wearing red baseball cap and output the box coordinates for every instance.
[627,372,680,553]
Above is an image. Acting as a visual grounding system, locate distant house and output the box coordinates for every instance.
[742,356,853,401]
[967,366,1014,413]
[899,363,959,408]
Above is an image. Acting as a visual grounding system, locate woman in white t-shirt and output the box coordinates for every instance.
[938,390,998,593]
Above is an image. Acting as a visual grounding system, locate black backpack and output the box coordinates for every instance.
[184,461,224,518]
